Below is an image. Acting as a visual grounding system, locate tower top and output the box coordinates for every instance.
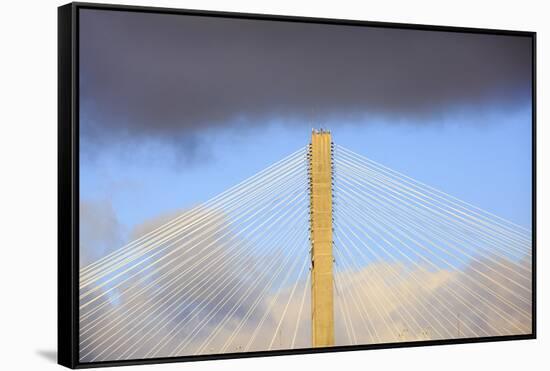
[312,128,331,135]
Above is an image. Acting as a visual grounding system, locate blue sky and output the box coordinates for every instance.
[80,102,532,247]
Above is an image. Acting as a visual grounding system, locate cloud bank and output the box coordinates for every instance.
[80,9,532,152]
[79,207,531,362]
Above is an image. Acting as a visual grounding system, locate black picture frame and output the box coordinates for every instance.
[58,2,537,368]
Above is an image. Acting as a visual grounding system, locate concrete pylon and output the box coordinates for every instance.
[309,129,334,347]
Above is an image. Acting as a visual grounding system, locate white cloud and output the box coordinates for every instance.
[79,207,531,362]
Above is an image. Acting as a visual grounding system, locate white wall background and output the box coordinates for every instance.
[0,0,546,369]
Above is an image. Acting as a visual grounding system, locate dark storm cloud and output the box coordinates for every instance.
[79,9,532,145]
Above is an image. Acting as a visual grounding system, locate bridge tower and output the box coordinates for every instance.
[309,129,335,347]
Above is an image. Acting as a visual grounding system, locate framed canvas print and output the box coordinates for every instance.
[58,2,536,368]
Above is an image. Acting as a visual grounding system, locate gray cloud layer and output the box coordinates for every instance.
[80,9,532,148]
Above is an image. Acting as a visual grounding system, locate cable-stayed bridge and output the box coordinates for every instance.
[79,130,532,362]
